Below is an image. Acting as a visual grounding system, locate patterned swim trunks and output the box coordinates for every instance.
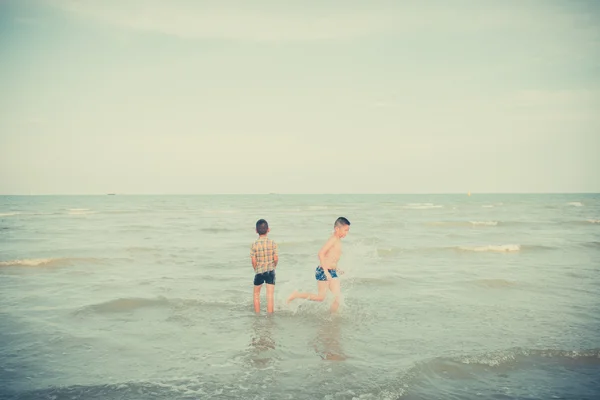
[315,266,338,281]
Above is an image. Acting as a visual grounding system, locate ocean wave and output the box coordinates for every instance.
[0,211,59,217]
[75,296,245,315]
[11,347,600,400]
[0,257,103,268]
[428,221,465,227]
[403,203,443,210]
[346,276,397,286]
[469,220,498,226]
[104,209,137,214]
[429,221,498,227]
[77,297,172,314]
[376,243,557,256]
[467,279,517,288]
[431,219,600,228]
[13,380,380,400]
[568,202,584,207]
[402,347,600,391]
[126,246,157,253]
[556,219,600,226]
[67,208,97,215]
[376,247,407,258]
[118,224,159,232]
[580,241,600,249]
[457,348,600,367]
[457,244,521,253]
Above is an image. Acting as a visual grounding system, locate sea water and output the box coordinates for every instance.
[1,194,599,399]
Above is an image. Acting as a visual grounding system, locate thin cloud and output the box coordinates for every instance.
[45,0,589,42]
[47,0,399,42]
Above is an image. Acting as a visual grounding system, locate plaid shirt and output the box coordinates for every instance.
[250,236,278,274]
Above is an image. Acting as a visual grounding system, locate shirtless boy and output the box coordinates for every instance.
[286,217,350,312]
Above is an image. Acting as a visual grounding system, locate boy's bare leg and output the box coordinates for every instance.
[328,279,341,313]
[253,285,262,313]
[266,284,275,313]
[287,281,329,303]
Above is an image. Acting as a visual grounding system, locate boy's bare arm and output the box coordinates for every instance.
[251,256,257,270]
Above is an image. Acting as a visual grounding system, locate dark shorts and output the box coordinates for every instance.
[254,270,276,286]
[315,266,338,281]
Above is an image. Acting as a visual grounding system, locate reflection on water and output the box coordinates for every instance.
[313,317,347,361]
[248,316,276,369]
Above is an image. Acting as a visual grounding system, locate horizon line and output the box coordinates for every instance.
[1,192,599,196]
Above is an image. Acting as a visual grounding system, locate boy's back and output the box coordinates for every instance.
[251,236,278,274]
[251,219,278,313]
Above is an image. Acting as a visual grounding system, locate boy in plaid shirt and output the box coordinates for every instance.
[250,219,278,313]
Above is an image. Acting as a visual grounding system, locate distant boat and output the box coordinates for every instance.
[107,193,116,195]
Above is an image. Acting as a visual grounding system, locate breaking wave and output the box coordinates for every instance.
[8,347,599,400]
[0,257,104,268]
[74,296,247,315]
[456,244,521,253]
[429,221,499,227]
[403,203,443,210]
[67,208,97,215]
[467,279,518,288]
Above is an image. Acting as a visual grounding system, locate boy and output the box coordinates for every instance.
[286,217,350,313]
[251,219,278,313]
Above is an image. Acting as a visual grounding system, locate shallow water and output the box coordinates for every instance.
[1,194,599,399]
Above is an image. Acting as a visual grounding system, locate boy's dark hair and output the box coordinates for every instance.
[334,217,350,227]
[256,219,269,235]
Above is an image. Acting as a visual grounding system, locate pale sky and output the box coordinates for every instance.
[1,0,599,194]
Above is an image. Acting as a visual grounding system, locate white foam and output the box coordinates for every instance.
[461,352,517,367]
[482,205,494,208]
[568,202,584,207]
[0,257,101,267]
[458,244,521,253]
[403,203,443,210]
[587,219,600,224]
[68,208,96,215]
[0,212,20,217]
[469,221,498,226]
[0,258,60,267]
